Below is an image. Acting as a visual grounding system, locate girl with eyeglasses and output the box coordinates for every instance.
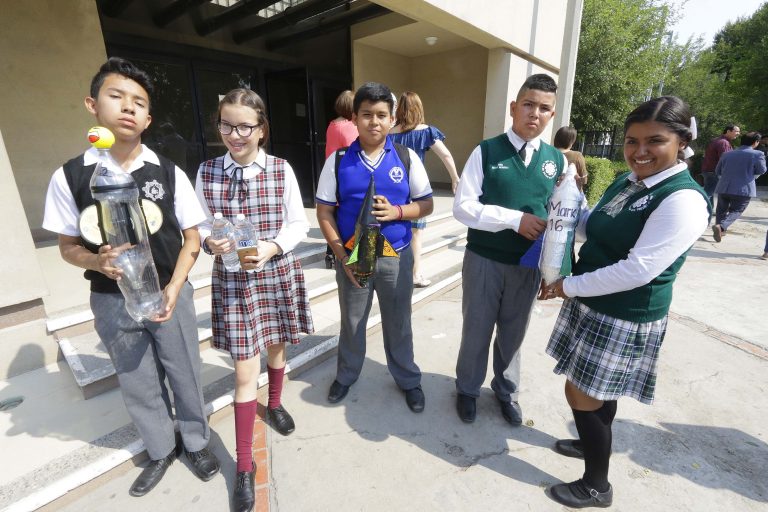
[194,88,314,512]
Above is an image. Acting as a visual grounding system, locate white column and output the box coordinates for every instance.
[553,0,584,129]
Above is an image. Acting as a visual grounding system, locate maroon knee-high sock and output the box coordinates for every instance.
[234,399,258,473]
[267,365,285,409]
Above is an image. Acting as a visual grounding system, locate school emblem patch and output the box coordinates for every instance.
[142,180,165,201]
[629,194,653,211]
[389,166,405,183]
[541,160,558,179]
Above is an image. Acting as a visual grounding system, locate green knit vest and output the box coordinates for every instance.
[466,134,564,264]
[576,170,710,322]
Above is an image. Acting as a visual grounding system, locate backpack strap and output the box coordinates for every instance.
[334,147,348,204]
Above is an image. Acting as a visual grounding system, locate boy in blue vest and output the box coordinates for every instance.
[316,82,434,411]
[453,74,567,425]
[43,58,219,497]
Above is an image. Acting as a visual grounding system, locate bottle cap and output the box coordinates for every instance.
[88,126,116,149]
[214,212,223,219]
[236,213,245,220]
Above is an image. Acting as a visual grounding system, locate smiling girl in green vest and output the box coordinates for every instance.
[540,96,710,508]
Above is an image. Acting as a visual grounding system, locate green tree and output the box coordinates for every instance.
[664,2,768,162]
[710,3,768,131]
[571,0,677,131]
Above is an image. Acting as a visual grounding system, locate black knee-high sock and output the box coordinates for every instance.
[571,400,617,492]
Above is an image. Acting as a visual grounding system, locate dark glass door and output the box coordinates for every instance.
[193,65,255,162]
[127,57,202,178]
[265,68,316,206]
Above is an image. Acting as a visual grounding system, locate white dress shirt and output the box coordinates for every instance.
[563,162,709,298]
[453,128,568,232]
[194,149,309,254]
[43,145,205,236]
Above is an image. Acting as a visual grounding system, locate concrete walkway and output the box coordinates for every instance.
[36,192,768,511]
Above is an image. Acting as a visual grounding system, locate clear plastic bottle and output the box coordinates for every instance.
[211,212,241,272]
[233,213,259,274]
[87,126,165,321]
[539,163,583,286]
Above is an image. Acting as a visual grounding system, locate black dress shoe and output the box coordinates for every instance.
[129,450,176,497]
[554,439,585,459]
[233,463,256,512]
[497,398,523,426]
[327,380,350,403]
[186,447,220,481]
[268,404,296,435]
[404,385,425,413]
[456,394,476,423]
[549,479,613,508]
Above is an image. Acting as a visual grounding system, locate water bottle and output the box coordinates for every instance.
[233,213,259,274]
[211,212,241,272]
[87,126,165,321]
[539,163,582,286]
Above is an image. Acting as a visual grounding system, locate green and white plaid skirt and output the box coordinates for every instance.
[546,298,668,404]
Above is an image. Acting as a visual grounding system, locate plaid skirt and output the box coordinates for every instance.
[546,298,667,404]
[211,251,314,361]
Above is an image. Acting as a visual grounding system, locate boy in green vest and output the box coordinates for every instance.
[452,74,566,425]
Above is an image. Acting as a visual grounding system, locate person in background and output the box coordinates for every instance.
[325,90,358,159]
[540,96,709,509]
[195,88,314,512]
[701,124,740,204]
[390,91,460,287]
[711,131,766,242]
[554,126,588,186]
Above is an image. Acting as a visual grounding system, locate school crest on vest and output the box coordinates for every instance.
[541,160,558,179]
[629,194,654,211]
[142,179,166,201]
[389,166,405,183]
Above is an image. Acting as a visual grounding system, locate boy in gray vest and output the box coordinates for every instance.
[452,74,566,425]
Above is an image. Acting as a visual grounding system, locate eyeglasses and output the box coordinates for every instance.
[217,121,260,137]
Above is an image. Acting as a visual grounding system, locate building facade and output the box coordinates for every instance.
[0,0,582,378]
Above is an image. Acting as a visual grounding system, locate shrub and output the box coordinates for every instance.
[584,157,619,205]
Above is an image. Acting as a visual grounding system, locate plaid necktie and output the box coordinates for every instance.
[518,142,527,163]
[227,166,248,202]
[600,180,646,217]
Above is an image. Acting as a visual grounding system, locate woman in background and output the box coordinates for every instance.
[390,91,459,287]
[325,90,358,158]
[554,126,588,186]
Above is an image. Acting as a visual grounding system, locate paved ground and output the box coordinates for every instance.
[49,193,768,511]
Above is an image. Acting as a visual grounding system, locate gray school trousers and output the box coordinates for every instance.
[91,281,210,460]
[334,245,421,390]
[455,249,540,402]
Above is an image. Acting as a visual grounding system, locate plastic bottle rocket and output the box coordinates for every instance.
[539,163,582,286]
[233,214,259,274]
[88,126,165,322]
[211,212,241,272]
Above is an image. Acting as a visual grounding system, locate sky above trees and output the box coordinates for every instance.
[671,0,766,45]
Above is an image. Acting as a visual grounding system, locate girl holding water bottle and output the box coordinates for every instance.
[194,88,314,512]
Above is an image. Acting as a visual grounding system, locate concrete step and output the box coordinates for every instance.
[0,240,467,512]
[52,212,467,399]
